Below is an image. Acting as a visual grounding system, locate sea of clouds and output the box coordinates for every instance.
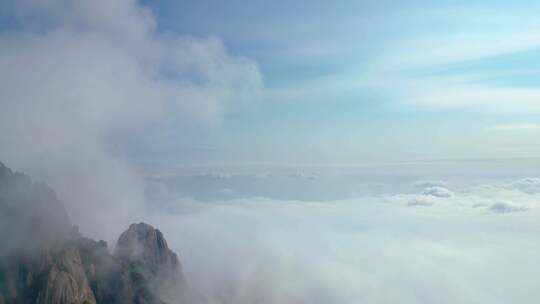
[1,1,540,303]
[145,167,540,304]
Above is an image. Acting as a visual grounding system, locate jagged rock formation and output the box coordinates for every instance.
[0,161,72,254]
[36,245,97,304]
[0,161,184,304]
[115,223,184,302]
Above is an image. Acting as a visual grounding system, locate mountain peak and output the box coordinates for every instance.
[115,222,182,277]
[115,222,184,302]
[0,162,185,304]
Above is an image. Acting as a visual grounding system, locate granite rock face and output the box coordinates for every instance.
[115,223,184,302]
[36,246,96,304]
[0,161,184,304]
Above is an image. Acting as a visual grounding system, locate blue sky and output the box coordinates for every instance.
[127,0,540,165]
[1,0,540,168]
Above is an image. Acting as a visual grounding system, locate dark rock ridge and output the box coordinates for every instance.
[0,161,184,304]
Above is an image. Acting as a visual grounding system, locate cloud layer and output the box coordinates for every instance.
[149,174,540,304]
[0,0,262,241]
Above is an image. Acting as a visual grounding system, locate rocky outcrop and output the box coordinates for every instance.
[0,161,184,304]
[76,236,164,304]
[36,246,96,304]
[0,161,72,256]
[0,161,78,303]
[115,223,184,303]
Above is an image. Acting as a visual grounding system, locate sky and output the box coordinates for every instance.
[1,1,540,169]
[5,0,540,167]
[129,0,540,165]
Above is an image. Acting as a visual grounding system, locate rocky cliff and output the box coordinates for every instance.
[0,161,184,304]
[115,223,184,303]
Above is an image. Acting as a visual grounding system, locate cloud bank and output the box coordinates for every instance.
[0,0,262,241]
[150,175,540,304]
[423,186,454,198]
[510,178,540,195]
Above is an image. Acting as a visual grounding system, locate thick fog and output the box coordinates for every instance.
[1,1,540,304]
[0,0,261,242]
[149,169,540,304]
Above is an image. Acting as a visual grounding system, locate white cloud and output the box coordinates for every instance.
[373,8,540,72]
[487,124,540,132]
[509,178,540,195]
[0,0,262,241]
[410,86,540,114]
[423,186,454,198]
[489,201,527,214]
[362,8,540,116]
[382,31,540,71]
[198,172,234,180]
[288,172,318,180]
[383,177,539,213]
[408,195,435,206]
[414,180,446,188]
[139,166,540,303]
[150,183,540,304]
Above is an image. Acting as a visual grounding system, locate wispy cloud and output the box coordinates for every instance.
[487,124,540,132]
[409,85,540,113]
[363,8,540,115]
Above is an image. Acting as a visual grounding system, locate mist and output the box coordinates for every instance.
[1,1,540,304]
[147,171,540,304]
[0,0,261,242]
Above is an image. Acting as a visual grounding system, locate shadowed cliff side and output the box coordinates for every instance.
[0,161,184,304]
[115,223,185,303]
